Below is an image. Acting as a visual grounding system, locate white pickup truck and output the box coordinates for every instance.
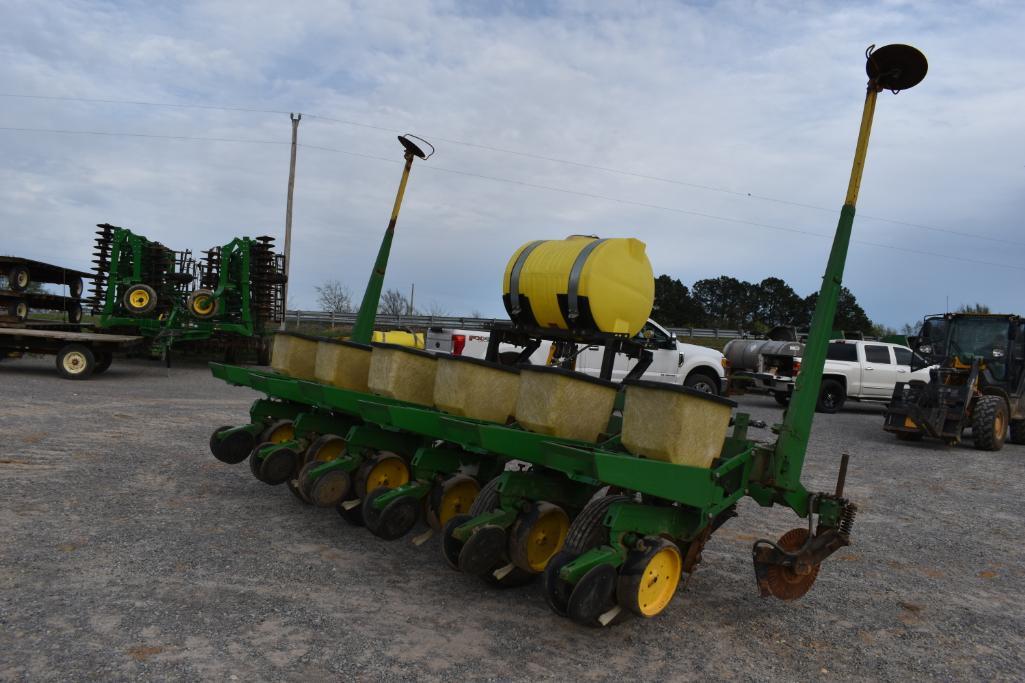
[426,319,729,395]
[764,339,931,412]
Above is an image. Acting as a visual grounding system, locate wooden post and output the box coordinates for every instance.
[280,113,301,331]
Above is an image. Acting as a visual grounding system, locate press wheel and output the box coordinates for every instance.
[307,467,351,508]
[425,475,481,531]
[210,425,255,464]
[249,442,270,482]
[260,446,299,485]
[442,513,473,570]
[762,527,820,601]
[462,476,534,587]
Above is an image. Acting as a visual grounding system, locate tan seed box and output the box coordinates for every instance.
[514,366,618,443]
[434,356,520,423]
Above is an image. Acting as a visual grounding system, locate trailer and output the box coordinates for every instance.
[0,323,143,379]
[0,256,91,297]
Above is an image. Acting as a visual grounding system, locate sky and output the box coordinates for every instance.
[1,0,1023,329]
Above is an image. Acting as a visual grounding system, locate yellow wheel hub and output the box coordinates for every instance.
[524,506,569,572]
[366,457,409,491]
[315,439,345,462]
[636,546,682,617]
[129,289,150,309]
[267,423,294,443]
[192,296,214,314]
[62,352,87,374]
[437,478,480,527]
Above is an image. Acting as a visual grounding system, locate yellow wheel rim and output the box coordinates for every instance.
[995,412,1005,436]
[366,457,409,491]
[192,296,214,315]
[636,545,682,617]
[314,439,346,462]
[129,289,150,309]
[267,423,294,443]
[437,478,481,527]
[16,271,28,287]
[62,351,88,374]
[524,506,569,572]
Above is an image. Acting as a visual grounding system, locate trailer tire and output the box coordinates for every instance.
[9,301,28,322]
[8,265,30,291]
[188,289,219,319]
[56,344,95,380]
[94,350,113,374]
[123,284,157,315]
[972,395,1007,451]
[67,301,83,324]
[816,379,845,413]
[1009,419,1025,445]
[69,277,84,298]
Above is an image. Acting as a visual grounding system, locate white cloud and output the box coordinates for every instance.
[0,0,1023,326]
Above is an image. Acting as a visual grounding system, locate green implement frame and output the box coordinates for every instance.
[207,45,927,625]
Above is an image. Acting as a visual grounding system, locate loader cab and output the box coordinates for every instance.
[914,314,1022,386]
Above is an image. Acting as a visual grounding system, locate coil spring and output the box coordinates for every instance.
[838,502,857,538]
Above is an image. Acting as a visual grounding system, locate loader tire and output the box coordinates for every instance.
[972,395,1007,451]
[1009,419,1025,445]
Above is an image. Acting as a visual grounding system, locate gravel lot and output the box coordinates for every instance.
[2,356,1024,681]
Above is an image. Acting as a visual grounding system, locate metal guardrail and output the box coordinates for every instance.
[282,310,751,339]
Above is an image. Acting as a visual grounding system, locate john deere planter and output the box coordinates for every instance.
[208,47,927,625]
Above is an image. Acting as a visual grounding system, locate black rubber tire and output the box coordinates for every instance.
[465,476,534,587]
[816,378,845,414]
[895,430,924,442]
[8,265,30,291]
[260,446,300,485]
[93,351,113,375]
[542,494,632,625]
[364,487,420,541]
[308,468,351,508]
[442,513,473,570]
[210,427,255,465]
[1009,419,1025,445]
[188,289,219,319]
[9,301,28,322]
[972,395,1008,451]
[684,371,720,396]
[773,392,790,407]
[65,301,83,324]
[123,284,158,315]
[55,343,95,380]
[336,493,365,526]
[249,443,269,482]
[69,277,84,299]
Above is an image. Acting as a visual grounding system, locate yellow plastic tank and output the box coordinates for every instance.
[620,380,736,468]
[514,365,618,443]
[314,339,372,391]
[371,330,425,349]
[368,343,438,405]
[434,356,520,423]
[502,235,654,337]
[270,332,319,380]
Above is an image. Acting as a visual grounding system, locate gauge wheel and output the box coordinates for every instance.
[210,425,255,465]
[508,501,570,574]
[260,446,300,485]
[260,419,295,445]
[55,343,95,380]
[188,289,219,319]
[425,474,481,531]
[616,538,683,619]
[354,452,410,500]
[364,487,420,541]
[442,513,474,570]
[123,284,158,315]
[8,265,30,291]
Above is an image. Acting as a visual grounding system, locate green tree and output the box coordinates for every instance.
[653,275,704,326]
[751,277,805,328]
[692,276,755,329]
[801,287,873,334]
[956,303,990,314]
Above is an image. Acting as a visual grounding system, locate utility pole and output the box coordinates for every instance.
[280,112,301,330]
[409,282,415,316]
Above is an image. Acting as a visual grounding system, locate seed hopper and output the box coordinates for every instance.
[208,47,926,625]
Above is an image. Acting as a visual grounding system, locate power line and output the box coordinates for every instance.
[2,91,1020,248]
[3,123,1023,273]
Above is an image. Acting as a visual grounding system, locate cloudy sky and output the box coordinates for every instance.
[1,0,1023,327]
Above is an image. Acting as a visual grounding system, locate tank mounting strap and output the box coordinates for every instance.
[566,238,607,322]
[507,240,544,316]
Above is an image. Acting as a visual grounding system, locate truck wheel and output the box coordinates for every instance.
[684,371,720,395]
[123,284,158,315]
[8,265,30,291]
[816,379,845,413]
[56,344,96,380]
[1009,419,1025,445]
[773,391,790,407]
[972,395,1007,451]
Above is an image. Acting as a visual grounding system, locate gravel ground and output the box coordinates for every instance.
[2,356,1024,681]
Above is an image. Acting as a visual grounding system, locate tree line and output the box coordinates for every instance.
[654,274,874,334]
